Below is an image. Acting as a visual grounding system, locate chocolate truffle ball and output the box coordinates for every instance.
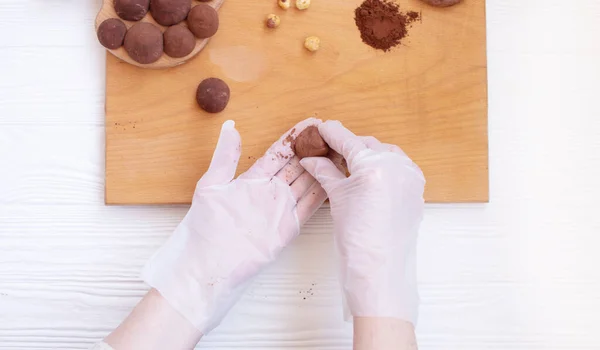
[293,126,330,159]
[163,25,196,58]
[419,0,462,7]
[196,78,230,113]
[114,0,150,21]
[97,18,127,50]
[187,4,219,39]
[150,0,191,26]
[124,22,164,64]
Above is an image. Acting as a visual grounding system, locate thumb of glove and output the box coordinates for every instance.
[300,157,346,193]
[196,120,242,189]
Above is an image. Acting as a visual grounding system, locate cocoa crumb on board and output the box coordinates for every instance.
[283,128,296,145]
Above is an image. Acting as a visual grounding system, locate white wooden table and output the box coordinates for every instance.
[1,1,600,349]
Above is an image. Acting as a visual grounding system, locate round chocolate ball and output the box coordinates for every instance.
[293,126,330,159]
[196,78,230,113]
[187,4,219,39]
[114,0,150,21]
[150,0,191,26]
[97,18,127,50]
[124,22,164,64]
[164,25,196,58]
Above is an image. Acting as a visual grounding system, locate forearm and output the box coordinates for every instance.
[104,289,203,350]
[353,317,417,350]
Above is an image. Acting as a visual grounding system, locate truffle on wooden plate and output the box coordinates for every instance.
[196,78,230,113]
[97,18,127,50]
[150,0,191,26]
[187,4,219,39]
[163,25,196,58]
[114,0,150,21]
[124,22,164,64]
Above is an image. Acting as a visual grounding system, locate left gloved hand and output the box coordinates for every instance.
[142,118,328,334]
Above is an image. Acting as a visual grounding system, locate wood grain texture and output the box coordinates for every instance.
[95,0,225,69]
[105,0,489,204]
[3,0,600,349]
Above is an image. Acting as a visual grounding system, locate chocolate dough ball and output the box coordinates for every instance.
[419,0,462,7]
[187,4,219,39]
[164,25,196,58]
[114,0,150,21]
[150,0,191,26]
[97,18,127,50]
[124,22,164,64]
[294,126,330,159]
[196,78,230,113]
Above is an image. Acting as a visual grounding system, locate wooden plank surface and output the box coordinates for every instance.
[3,1,600,348]
[105,0,488,204]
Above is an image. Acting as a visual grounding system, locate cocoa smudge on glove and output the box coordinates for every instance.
[354,0,420,51]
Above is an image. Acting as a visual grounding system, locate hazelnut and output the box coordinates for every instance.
[266,14,281,28]
[278,0,291,10]
[304,36,320,52]
[296,0,311,10]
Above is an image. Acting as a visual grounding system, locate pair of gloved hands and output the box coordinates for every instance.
[142,118,425,334]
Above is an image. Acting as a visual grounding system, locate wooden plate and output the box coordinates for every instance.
[95,0,225,69]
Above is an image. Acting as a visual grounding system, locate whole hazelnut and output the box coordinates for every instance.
[278,0,291,10]
[266,14,281,28]
[296,0,311,10]
[304,36,320,52]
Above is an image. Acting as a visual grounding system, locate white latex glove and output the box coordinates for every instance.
[299,120,425,325]
[142,118,329,334]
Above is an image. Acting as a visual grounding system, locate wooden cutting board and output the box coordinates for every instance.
[105,0,488,204]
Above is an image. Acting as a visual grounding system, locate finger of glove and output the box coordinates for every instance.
[360,136,386,152]
[318,120,366,172]
[275,156,305,185]
[299,156,346,193]
[240,117,321,180]
[361,136,408,157]
[290,171,316,201]
[296,181,328,226]
[384,143,408,157]
[196,120,241,189]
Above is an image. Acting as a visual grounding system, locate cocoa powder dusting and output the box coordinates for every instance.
[354,0,420,51]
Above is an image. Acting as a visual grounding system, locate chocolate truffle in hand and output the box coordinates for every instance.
[114,0,150,21]
[196,78,230,113]
[124,22,164,64]
[419,0,462,6]
[294,126,330,159]
[164,25,196,58]
[150,0,191,26]
[97,18,127,50]
[187,4,219,39]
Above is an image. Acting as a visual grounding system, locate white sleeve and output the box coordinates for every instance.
[89,342,115,350]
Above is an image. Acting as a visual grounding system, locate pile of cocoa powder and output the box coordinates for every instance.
[354,0,420,51]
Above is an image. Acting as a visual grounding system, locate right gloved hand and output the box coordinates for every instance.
[299,120,425,325]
